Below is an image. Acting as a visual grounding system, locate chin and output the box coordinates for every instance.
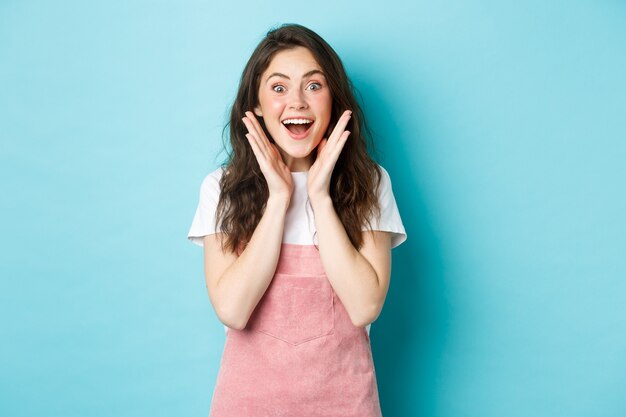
[287,150,314,159]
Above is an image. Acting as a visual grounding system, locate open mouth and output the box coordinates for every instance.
[281,118,314,138]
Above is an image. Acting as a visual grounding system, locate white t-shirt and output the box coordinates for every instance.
[187,164,407,337]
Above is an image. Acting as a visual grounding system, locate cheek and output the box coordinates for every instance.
[257,90,284,116]
[313,94,332,118]
[269,100,285,114]
[316,100,333,128]
[260,95,286,114]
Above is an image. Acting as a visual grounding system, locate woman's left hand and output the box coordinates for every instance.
[307,109,352,204]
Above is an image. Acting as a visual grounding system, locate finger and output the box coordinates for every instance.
[317,138,328,156]
[242,116,271,160]
[329,131,350,160]
[244,111,273,149]
[269,143,282,159]
[328,110,352,144]
[241,116,265,147]
[242,114,269,154]
[245,133,266,164]
[245,113,290,172]
[322,111,351,158]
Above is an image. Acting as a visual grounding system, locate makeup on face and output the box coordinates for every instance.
[254,46,333,170]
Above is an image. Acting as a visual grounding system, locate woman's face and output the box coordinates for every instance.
[253,46,333,172]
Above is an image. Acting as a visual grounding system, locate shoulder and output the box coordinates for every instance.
[367,163,407,248]
[207,165,225,182]
[200,166,225,192]
[373,163,393,194]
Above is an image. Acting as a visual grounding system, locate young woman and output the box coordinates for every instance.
[188,23,407,416]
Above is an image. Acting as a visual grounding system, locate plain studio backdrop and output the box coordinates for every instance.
[1,1,625,416]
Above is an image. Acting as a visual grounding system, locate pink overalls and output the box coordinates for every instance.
[209,243,383,416]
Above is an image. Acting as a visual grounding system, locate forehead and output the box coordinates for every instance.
[263,46,323,76]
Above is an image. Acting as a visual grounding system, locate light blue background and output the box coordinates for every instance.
[1,1,625,416]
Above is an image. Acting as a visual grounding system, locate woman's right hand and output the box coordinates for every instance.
[242,111,293,203]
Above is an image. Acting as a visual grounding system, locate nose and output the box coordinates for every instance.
[288,89,308,110]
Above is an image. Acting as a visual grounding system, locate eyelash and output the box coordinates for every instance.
[272,82,322,93]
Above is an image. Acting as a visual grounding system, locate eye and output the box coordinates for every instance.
[307,82,322,91]
[272,85,286,93]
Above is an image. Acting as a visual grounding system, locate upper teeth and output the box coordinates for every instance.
[283,119,313,125]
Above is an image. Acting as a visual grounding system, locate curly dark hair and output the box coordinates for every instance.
[215,23,383,254]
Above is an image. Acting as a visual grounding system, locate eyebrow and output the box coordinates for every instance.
[265,69,325,84]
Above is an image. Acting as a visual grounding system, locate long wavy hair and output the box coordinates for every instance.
[215,23,383,255]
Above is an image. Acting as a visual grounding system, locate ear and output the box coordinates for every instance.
[253,105,263,117]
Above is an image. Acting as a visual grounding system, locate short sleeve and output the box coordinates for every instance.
[187,167,224,247]
[362,165,408,249]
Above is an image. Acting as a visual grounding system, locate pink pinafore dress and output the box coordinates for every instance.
[209,243,383,416]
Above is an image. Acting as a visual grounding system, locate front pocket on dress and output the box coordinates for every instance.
[248,274,334,346]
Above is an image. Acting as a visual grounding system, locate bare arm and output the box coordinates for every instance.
[311,197,392,327]
[305,109,392,327]
[203,195,290,330]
